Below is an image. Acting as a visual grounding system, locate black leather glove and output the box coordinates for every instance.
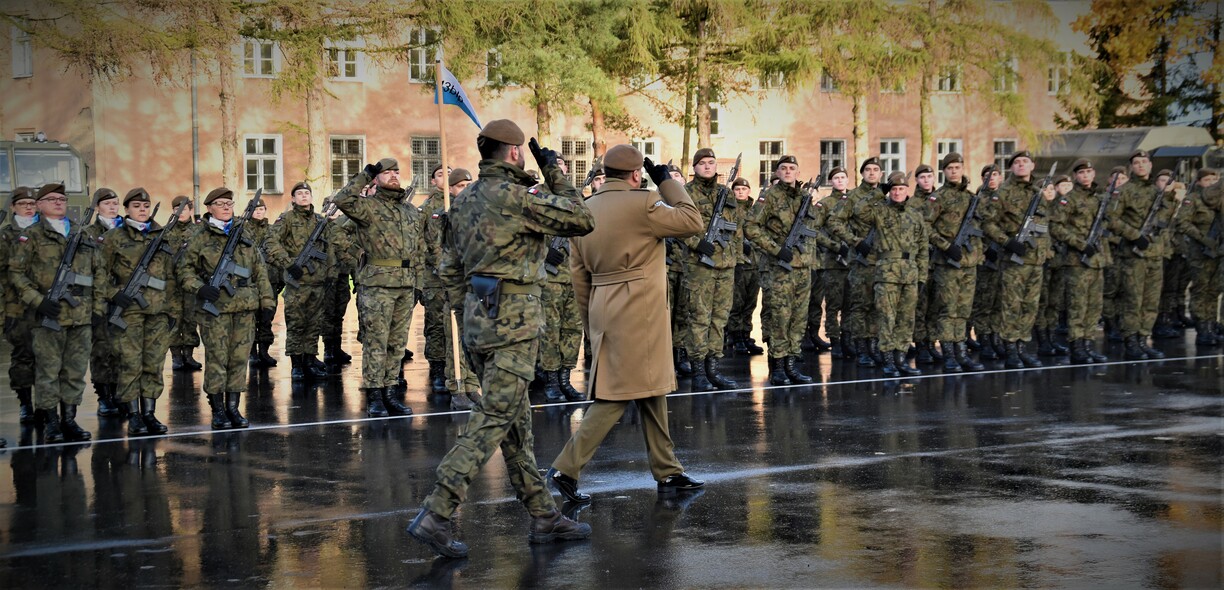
[986,247,999,262]
[643,157,670,187]
[37,297,61,319]
[545,247,565,267]
[743,242,753,256]
[776,246,794,263]
[837,244,850,258]
[943,243,963,262]
[1081,243,1098,258]
[363,162,383,178]
[1132,235,1150,250]
[287,264,305,280]
[528,138,559,170]
[1004,238,1027,257]
[3,316,14,333]
[111,292,135,310]
[854,239,872,257]
[197,284,221,302]
[260,308,274,324]
[168,315,177,331]
[695,239,716,257]
[92,313,106,328]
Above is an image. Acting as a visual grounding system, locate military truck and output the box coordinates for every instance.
[0,140,90,216]
[1034,126,1220,184]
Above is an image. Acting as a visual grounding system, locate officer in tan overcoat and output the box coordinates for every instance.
[545,143,707,505]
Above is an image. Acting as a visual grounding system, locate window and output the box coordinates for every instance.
[758,140,785,186]
[408,27,439,83]
[14,131,35,142]
[993,139,1016,171]
[242,40,278,77]
[330,137,364,189]
[936,66,961,92]
[561,137,589,186]
[0,152,9,192]
[410,136,441,191]
[936,139,962,184]
[709,104,720,136]
[879,139,905,175]
[820,70,838,93]
[759,71,784,90]
[486,49,508,86]
[1047,53,1070,95]
[994,57,1018,93]
[244,135,282,193]
[326,47,362,80]
[819,140,846,185]
[631,138,659,160]
[13,148,84,193]
[11,25,32,78]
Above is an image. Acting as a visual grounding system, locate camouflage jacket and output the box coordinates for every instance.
[176,214,274,314]
[1108,176,1179,260]
[929,178,985,268]
[744,181,819,270]
[866,198,929,284]
[87,216,124,241]
[333,172,423,289]
[419,189,448,287]
[981,176,1053,265]
[809,188,845,270]
[264,204,336,286]
[99,219,183,316]
[10,216,105,326]
[827,181,886,265]
[437,159,594,351]
[821,189,852,269]
[683,175,738,270]
[330,215,360,275]
[1050,181,1113,269]
[733,193,764,266]
[0,217,38,318]
[1177,184,1222,259]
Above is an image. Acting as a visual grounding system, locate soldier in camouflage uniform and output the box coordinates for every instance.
[907,165,942,365]
[333,157,421,417]
[1050,159,1113,364]
[1154,169,1192,338]
[10,182,104,443]
[817,167,852,359]
[408,120,593,559]
[1177,169,1221,345]
[744,155,816,386]
[418,164,453,396]
[1,187,40,434]
[322,215,357,367]
[726,177,765,355]
[166,195,203,372]
[969,165,1005,360]
[980,150,1058,369]
[1109,150,1179,360]
[247,201,279,368]
[828,157,886,367]
[927,153,986,372]
[437,169,480,409]
[1034,175,1073,357]
[177,188,275,430]
[539,156,585,402]
[99,188,181,435]
[865,171,929,377]
[263,181,332,382]
[802,168,845,356]
[86,188,124,416]
[1102,167,1130,341]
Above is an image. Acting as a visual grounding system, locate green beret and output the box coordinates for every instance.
[1195,168,1218,181]
[731,177,750,189]
[123,187,150,206]
[604,144,644,172]
[203,187,234,205]
[448,168,473,186]
[430,164,445,179]
[37,183,66,200]
[11,186,35,204]
[1129,149,1150,162]
[1052,174,1071,185]
[1071,158,1093,173]
[981,164,1000,178]
[1110,166,1128,177]
[172,195,192,209]
[886,171,908,186]
[774,155,797,171]
[377,158,398,172]
[939,152,964,170]
[827,166,848,180]
[1006,150,1033,168]
[915,164,934,177]
[291,181,311,195]
[478,119,526,146]
[92,188,119,206]
[1155,168,1173,179]
[692,148,716,166]
[860,157,880,172]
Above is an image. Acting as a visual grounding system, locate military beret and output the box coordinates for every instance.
[203,187,234,205]
[592,164,605,176]
[828,166,848,180]
[527,170,540,181]
[1155,168,1173,179]
[1052,174,1072,185]
[860,157,881,172]
[93,188,119,206]
[1110,165,1128,177]
[123,187,150,206]
[603,144,644,172]
[980,164,1000,178]
[10,186,35,204]
[915,164,934,177]
[448,168,472,186]
[1006,150,1033,168]
[430,163,445,179]
[376,158,399,172]
[939,152,964,169]
[36,182,66,200]
[731,177,750,189]
[1129,149,1150,162]
[291,181,311,195]
[172,195,192,209]
[667,162,682,174]
[478,119,526,146]
[886,171,908,186]
[1071,158,1093,172]
[774,155,798,171]
[1195,168,1218,181]
[692,148,716,166]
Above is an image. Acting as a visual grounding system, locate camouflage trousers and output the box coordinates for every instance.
[443,307,480,394]
[32,323,91,409]
[170,293,200,348]
[321,274,351,341]
[668,267,692,350]
[820,267,848,339]
[199,311,255,394]
[356,285,414,389]
[282,283,326,356]
[875,280,918,353]
[1159,255,1191,314]
[255,279,283,346]
[114,313,171,402]
[997,263,1044,342]
[421,282,448,363]
[931,264,977,343]
[727,263,760,335]
[5,313,35,389]
[807,268,824,338]
[540,280,582,370]
[1117,256,1164,337]
[90,317,119,386]
[1065,265,1104,341]
[551,396,683,482]
[422,338,556,520]
[1037,265,1068,330]
[845,263,877,338]
[761,265,811,358]
[1189,256,1221,321]
[686,265,734,359]
[912,270,936,342]
[1102,264,1120,323]
[970,265,1001,338]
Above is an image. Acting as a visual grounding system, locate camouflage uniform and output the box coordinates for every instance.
[970,184,1003,345]
[86,216,123,392]
[868,198,929,354]
[0,216,37,410]
[1176,184,1222,332]
[980,176,1053,343]
[906,185,939,348]
[928,179,985,344]
[540,239,581,372]
[683,176,740,361]
[423,157,593,520]
[744,180,817,359]
[1158,197,1194,323]
[727,192,765,340]
[803,189,843,347]
[667,239,693,358]
[323,217,358,351]
[828,181,886,343]
[1109,176,1179,341]
[263,203,334,357]
[247,217,279,349]
[419,190,451,371]
[816,189,851,343]
[1049,182,1112,342]
[165,218,202,350]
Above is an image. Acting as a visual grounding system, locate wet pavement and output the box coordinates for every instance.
[0,310,1219,588]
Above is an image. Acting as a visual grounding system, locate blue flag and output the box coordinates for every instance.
[432,64,482,130]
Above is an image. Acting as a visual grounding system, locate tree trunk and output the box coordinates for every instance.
[1211,9,1222,141]
[306,74,328,195]
[218,53,241,193]
[694,18,711,149]
[852,94,869,184]
[681,60,694,164]
[535,92,552,146]
[919,76,933,166]
[589,97,606,158]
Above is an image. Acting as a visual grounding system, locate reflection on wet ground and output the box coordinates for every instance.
[0,317,1219,588]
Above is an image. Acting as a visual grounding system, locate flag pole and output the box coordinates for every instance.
[434,46,467,403]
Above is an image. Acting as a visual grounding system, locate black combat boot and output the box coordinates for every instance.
[125,400,148,436]
[705,357,738,390]
[408,510,469,559]
[450,393,475,410]
[366,388,388,417]
[225,392,249,428]
[558,369,584,401]
[978,333,999,360]
[248,343,263,367]
[690,358,714,391]
[1048,329,1069,355]
[744,336,764,355]
[402,348,414,363]
[1085,339,1109,363]
[381,388,413,416]
[674,348,694,377]
[895,350,922,376]
[801,331,817,351]
[768,357,791,386]
[96,383,120,417]
[428,361,448,395]
[830,333,844,358]
[965,328,981,351]
[43,406,64,443]
[1017,340,1042,368]
[141,397,168,435]
[842,333,856,359]
[260,343,278,367]
[305,355,329,380]
[207,394,232,429]
[869,338,885,365]
[1003,341,1024,369]
[1195,322,1219,346]
[731,331,750,355]
[528,509,593,544]
[324,338,352,364]
[783,356,813,384]
[880,350,900,378]
[290,355,307,381]
[927,340,944,362]
[811,331,831,352]
[183,347,203,370]
[856,339,877,367]
[1152,313,1179,339]
[17,387,34,424]
[954,342,984,371]
[1107,316,1124,342]
[171,347,187,371]
[1035,327,1056,357]
[1123,334,1148,360]
[992,334,1008,359]
[1069,338,1092,365]
[941,342,962,373]
[543,370,566,402]
[60,403,92,442]
[916,340,934,364]
[1175,305,1193,329]
[1137,337,1164,359]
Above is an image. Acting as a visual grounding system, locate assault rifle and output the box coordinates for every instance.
[1079,172,1121,266]
[200,189,261,317]
[582,156,603,191]
[1003,163,1058,265]
[946,185,986,269]
[0,209,7,226]
[544,236,568,276]
[283,199,338,288]
[697,152,743,268]
[39,205,96,331]
[1131,159,1185,255]
[776,172,824,272]
[108,202,186,329]
[1205,214,1221,259]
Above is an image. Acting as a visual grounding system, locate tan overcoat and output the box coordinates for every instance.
[570,177,703,401]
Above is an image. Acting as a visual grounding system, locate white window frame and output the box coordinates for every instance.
[758,71,784,90]
[758,139,786,187]
[243,134,283,194]
[819,139,846,186]
[994,56,1018,94]
[936,66,961,93]
[330,135,365,189]
[1047,53,1070,96]
[561,137,590,186]
[326,45,365,81]
[936,139,963,184]
[14,131,35,142]
[241,39,280,78]
[709,103,721,137]
[631,138,659,161]
[11,25,32,79]
[408,27,439,83]
[993,139,1017,172]
[410,136,441,192]
[879,139,906,175]
[820,70,838,93]
[486,49,506,86]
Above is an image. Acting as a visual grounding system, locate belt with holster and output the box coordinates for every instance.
[467,276,540,319]
[368,258,414,268]
[877,252,913,261]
